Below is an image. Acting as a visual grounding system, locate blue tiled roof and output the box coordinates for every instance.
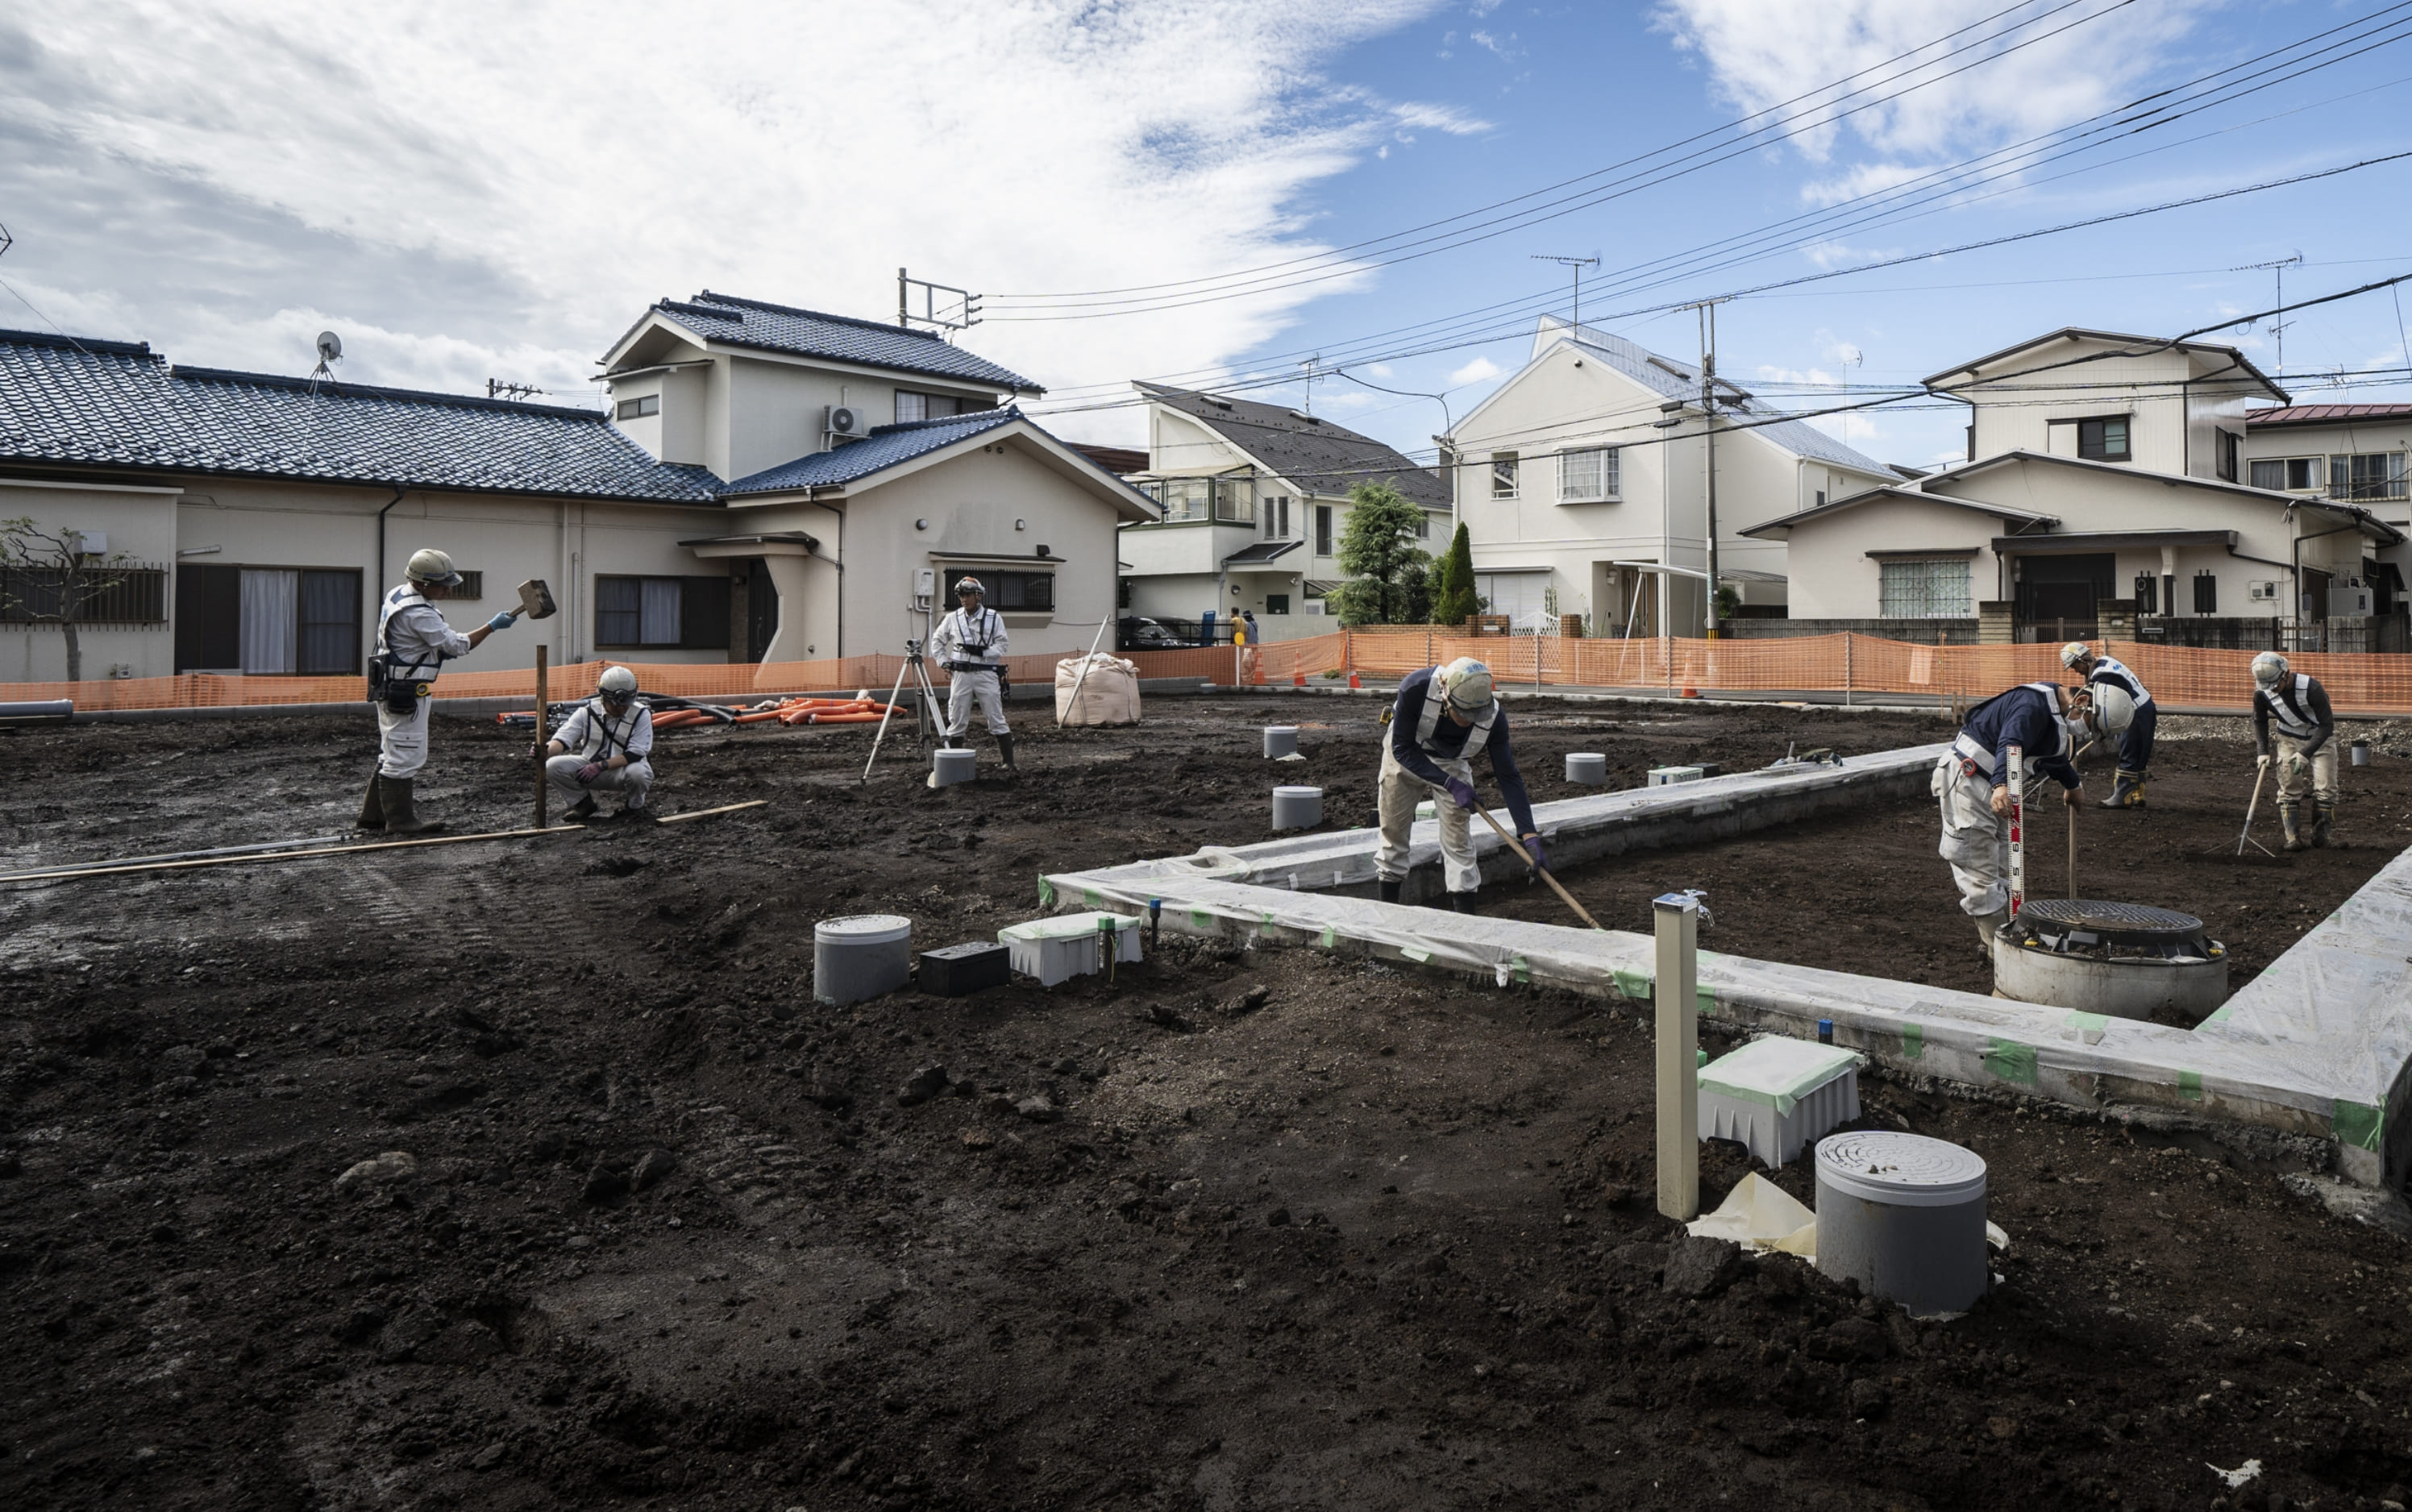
[721,408,1021,496]
[645,292,1042,394]
[0,329,722,503]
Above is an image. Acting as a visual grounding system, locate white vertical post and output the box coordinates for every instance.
[1653,891,1700,1222]
[2007,743,2025,921]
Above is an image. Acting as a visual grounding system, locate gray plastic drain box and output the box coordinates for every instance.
[998,912,1142,987]
[919,942,1009,997]
[814,915,913,1005]
[1698,1036,1864,1166]
[1814,1131,1989,1318]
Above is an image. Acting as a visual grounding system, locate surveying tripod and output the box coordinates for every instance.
[861,637,947,783]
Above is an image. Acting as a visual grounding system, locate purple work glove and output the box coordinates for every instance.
[1521,833,1548,873]
[1445,777,1478,810]
[576,761,605,786]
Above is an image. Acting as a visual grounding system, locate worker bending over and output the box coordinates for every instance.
[933,575,1014,771]
[1936,677,2134,956]
[1374,657,1544,912]
[360,547,520,835]
[2253,652,2337,850]
[540,665,655,823]
[2061,642,2156,808]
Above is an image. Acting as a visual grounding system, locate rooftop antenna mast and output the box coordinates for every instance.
[485,379,547,402]
[1299,353,1321,417]
[1532,253,1601,332]
[897,268,982,339]
[2233,253,2304,372]
[309,330,343,396]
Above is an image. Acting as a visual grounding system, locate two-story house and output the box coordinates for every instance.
[2244,402,2412,615]
[1117,382,1450,641]
[1445,317,1894,637]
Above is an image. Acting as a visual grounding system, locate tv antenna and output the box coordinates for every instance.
[0,222,12,260]
[897,268,981,334]
[309,330,343,394]
[486,379,547,401]
[2232,253,2303,372]
[1299,353,1321,417]
[1532,253,1601,332]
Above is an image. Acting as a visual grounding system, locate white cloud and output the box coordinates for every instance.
[1448,355,1503,386]
[0,0,1465,443]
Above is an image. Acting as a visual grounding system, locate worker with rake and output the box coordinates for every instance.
[2252,651,2338,851]
[2061,642,2156,808]
[1936,676,2134,957]
[360,546,523,835]
[537,665,655,824]
[933,575,1015,771]
[1374,656,1544,912]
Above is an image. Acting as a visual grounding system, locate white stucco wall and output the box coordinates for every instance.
[0,477,184,682]
[1946,335,2267,481]
[1770,496,2006,621]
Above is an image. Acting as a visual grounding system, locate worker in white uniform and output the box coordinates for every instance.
[2252,651,2338,850]
[360,547,520,835]
[932,575,1014,771]
[539,665,655,822]
[2061,642,2156,808]
[1374,657,1543,912]
[1936,676,2134,957]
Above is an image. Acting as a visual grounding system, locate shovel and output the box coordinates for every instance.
[515,579,559,621]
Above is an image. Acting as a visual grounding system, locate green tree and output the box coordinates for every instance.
[1326,482,1433,627]
[0,519,136,684]
[1430,521,1477,626]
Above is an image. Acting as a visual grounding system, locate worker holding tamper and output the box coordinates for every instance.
[1374,657,1544,912]
[360,547,520,835]
[2252,651,2337,850]
[2061,641,2156,808]
[538,665,655,823]
[933,575,1013,771]
[1936,677,2134,957]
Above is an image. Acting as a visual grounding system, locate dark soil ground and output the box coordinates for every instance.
[3,692,2410,1512]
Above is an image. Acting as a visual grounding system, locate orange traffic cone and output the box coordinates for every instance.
[1348,671,1362,689]
[1292,668,1306,687]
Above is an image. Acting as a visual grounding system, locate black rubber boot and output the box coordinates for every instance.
[378,776,444,837]
[2314,800,2335,848]
[563,794,598,823]
[355,771,385,830]
[997,733,1017,771]
[2280,802,2306,852]
[1446,891,1478,913]
[1377,879,1402,904]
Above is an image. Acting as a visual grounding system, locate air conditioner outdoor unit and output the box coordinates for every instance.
[826,405,868,439]
[2337,581,2375,617]
[2248,582,2277,601]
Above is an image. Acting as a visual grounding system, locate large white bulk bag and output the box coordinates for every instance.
[1054,653,1141,726]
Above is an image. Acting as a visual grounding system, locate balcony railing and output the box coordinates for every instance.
[1140,474,1257,525]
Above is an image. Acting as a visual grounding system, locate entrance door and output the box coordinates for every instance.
[746,559,778,663]
[2015,553,2115,636]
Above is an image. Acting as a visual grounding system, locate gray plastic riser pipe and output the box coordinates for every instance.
[1655,895,1699,1221]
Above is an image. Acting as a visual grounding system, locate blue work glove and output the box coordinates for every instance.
[487,610,518,631]
[1445,777,1478,810]
[1521,833,1549,873]
[576,761,605,786]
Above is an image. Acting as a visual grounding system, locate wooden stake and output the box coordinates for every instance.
[653,800,771,825]
[533,645,550,830]
[1471,803,1603,930]
[1654,891,1701,1222]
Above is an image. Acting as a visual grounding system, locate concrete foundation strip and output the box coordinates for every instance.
[1038,741,2410,1188]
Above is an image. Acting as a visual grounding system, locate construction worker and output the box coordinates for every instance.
[2252,651,2337,850]
[1936,677,2135,955]
[360,547,519,835]
[1374,657,1544,912]
[2061,642,2157,808]
[933,575,1013,770]
[539,665,654,822]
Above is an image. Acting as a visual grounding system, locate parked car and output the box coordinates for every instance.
[1117,615,1191,650]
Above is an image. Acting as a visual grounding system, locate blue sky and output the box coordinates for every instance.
[3,1,2407,470]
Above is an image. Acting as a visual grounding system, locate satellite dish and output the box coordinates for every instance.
[315,330,343,364]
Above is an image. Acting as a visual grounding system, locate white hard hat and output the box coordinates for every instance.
[2086,683,2136,737]
[405,547,461,587]
[1440,656,1494,712]
[2059,641,2092,669]
[598,665,638,699]
[2252,650,2289,690]
[954,575,984,596]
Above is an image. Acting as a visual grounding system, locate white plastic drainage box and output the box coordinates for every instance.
[1699,1037,1865,1166]
[999,911,1142,987]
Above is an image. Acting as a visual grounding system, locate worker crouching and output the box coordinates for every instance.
[540,665,655,822]
[2253,651,2337,850]
[1374,657,1544,911]
[1936,676,2134,957]
[360,546,520,835]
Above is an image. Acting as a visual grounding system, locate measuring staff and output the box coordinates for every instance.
[539,665,655,823]
[2252,651,2338,850]
[932,575,1015,771]
[2061,642,2156,808]
[1936,678,2134,957]
[360,547,520,835]
[1374,657,1543,912]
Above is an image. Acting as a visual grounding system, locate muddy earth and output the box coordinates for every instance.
[3,693,2410,1512]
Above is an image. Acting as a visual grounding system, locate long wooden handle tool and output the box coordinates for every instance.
[1471,803,1604,932]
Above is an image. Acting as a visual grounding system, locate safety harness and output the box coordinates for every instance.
[1413,672,1498,755]
[942,605,1005,675]
[2089,653,2152,707]
[370,586,443,713]
[2262,673,2321,739]
[569,696,648,763]
[1949,681,2068,777]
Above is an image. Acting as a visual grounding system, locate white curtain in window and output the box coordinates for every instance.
[1474,572,1549,621]
[1558,448,1608,500]
[640,578,681,646]
[239,568,298,674]
[895,391,926,423]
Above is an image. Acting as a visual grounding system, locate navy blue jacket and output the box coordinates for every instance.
[1960,683,2078,790]
[1390,667,1538,835]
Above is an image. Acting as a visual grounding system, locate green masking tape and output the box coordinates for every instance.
[2065,1010,2110,1037]
[1082,886,1103,908]
[2200,1002,2236,1026]
[1037,877,1055,907]
[1611,967,1653,1002]
[1695,983,1717,1017]
[2334,1099,2383,1152]
[1402,945,1432,964]
[1984,1037,2039,1086]
[1259,911,1277,937]
[2178,1070,2203,1103]
[1189,907,1215,933]
[1319,923,1337,949]
[1900,1023,1923,1060]
[1510,955,1530,986]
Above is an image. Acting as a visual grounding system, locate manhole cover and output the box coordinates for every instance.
[2014,899,2210,956]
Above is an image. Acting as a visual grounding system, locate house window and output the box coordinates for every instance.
[1878,559,1972,618]
[946,570,1052,611]
[2194,571,2218,614]
[1266,594,1291,615]
[1314,505,1333,556]
[2077,416,2131,462]
[1815,490,1828,508]
[1557,447,1618,502]
[419,571,484,600]
[595,574,732,650]
[896,390,973,424]
[1413,512,1431,540]
[2216,428,2242,483]
[614,394,659,421]
[2133,572,2159,616]
[1212,477,1255,525]
[1150,479,1208,522]
[171,564,354,673]
[1263,496,1291,539]
[1490,451,1520,500]
[2250,459,2285,490]
[2255,456,2325,492]
[2332,452,2409,502]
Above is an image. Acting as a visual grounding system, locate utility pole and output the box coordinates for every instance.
[1532,254,1600,333]
[1680,298,1732,640]
[2233,254,2303,372]
[1299,354,1320,417]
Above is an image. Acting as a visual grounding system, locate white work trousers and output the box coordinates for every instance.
[2273,735,2337,806]
[547,754,652,809]
[376,695,432,779]
[946,669,1009,737]
[1933,755,2010,918]
[1376,742,1480,894]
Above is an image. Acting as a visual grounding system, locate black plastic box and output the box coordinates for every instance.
[919,941,1010,997]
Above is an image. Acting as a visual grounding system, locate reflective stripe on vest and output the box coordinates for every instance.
[1414,672,1497,755]
[376,586,440,682]
[578,697,646,762]
[2267,674,2320,738]
[2091,654,2151,707]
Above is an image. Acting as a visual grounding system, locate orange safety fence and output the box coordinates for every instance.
[17,631,2412,716]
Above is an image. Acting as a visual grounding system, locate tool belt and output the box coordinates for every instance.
[1949,732,1994,778]
[366,654,429,715]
